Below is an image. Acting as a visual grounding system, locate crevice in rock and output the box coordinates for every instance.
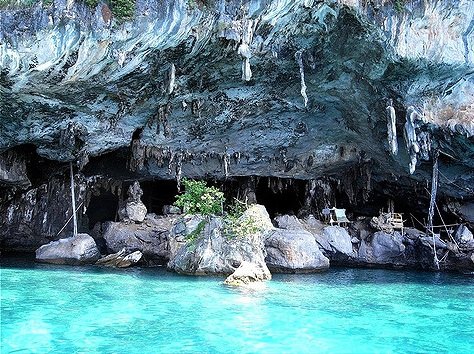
[140,180,178,215]
[85,189,120,229]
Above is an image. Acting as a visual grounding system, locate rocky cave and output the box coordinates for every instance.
[0,0,473,271]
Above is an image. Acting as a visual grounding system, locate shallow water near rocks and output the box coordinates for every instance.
[1,257,474,354]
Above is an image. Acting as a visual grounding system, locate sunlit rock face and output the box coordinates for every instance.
[0,0,473,250]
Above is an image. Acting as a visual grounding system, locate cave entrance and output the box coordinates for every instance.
[140,180,178,215]
[86,189,120,229]
[255,178,307,218]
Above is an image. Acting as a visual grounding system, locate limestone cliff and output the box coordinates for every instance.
[0,0,473,250]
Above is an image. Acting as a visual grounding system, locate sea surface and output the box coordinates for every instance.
[1,256,474,353]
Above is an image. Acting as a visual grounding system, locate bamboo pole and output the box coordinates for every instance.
[427,151,439,270]
[56,201,84,238]
[70,162,78,238]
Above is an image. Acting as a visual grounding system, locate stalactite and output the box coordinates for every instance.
[295,50,308,108]
[129,139,146,171]
[167,63,176,95]
[175,153,183,190]
[237,20,254,81]
[232,151,241,164]
[386,99,398,155]
[404,106,420,174]
[168,151,175,175]
[222,153,230,178]
[417,131,431,161]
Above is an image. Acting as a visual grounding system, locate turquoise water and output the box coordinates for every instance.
[1,258,474,354]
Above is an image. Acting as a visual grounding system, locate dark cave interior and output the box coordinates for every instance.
[86,189,119,229]
[82,175,461,233]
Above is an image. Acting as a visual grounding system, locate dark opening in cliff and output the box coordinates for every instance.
[255,178,307,218]
[141,180,178,214]
[86,190,119,229]
[82,148,132,179]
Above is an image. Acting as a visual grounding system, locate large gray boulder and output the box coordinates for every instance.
[314,226,355,260]
[224,261,271,286]
[35,233,100,265]
[454,225,474,249]
[168,204,273,275]
[102,214,175,264]
[265,229,329,272]
[358,231,405,264]
[273,215,305,230]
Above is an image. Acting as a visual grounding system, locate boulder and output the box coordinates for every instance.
[123,201,147,223]
[35,233,100,265]
[419,235,448,250]
[102,214,175,264]
[265,229,329,272]
[315,226,355,259]
[273,214,305,230]
[369,213,394,233]
[118,181,147,223]
[96,249,143,268]
[168,204,273,275]
[454,225,474,249]
[358,232,405,264]
[163,205,181,215]
[224,261,271,286]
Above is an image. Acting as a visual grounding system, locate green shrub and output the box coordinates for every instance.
[174,179,224,216]
[0,0,38,9]
[394,0,406,13]
[84,0,99,8]
[223,199,262,239]
[109,0,135,21]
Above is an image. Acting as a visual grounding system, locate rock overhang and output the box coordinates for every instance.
[0,0,473,202]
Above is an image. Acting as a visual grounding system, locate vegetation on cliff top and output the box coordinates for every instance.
[0,0,135,21]
[175,179,264,241]
[175,179,224,216]
[0,0,51,9]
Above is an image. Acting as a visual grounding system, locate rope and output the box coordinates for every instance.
[55,201,85,237]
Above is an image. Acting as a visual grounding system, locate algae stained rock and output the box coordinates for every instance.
[168,205,273,275]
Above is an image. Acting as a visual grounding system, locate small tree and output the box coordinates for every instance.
[174,179,224,216]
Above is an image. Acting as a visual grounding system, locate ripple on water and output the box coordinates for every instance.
[1,259,474,354]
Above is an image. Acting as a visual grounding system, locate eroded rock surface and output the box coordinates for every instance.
[265,229,329,272]
[96,249,143,268]
[224,261,271,286]
[118,181,147,223]
[316,226,355,261]
[101,214,175,264]
[454,225,474,249]
[1,1,474,273]
[168,205,272,275]
[358,231,406,265]
[35,233,100,265]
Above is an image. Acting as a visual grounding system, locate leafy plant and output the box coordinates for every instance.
[174,178,224,216]
[109,0,135,21]
[223,199,262,239]
[83,0,99,8]
[0,0,39,9]
[394,0,406,13]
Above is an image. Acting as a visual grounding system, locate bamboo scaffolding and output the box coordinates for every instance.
[70,162,78,238]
